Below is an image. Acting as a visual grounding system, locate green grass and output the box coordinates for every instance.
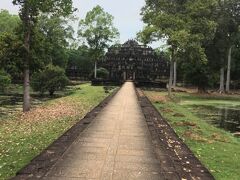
[0,84,116,179]
[144,91,240,180]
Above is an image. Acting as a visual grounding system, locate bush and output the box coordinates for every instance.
[31,65,69,96]
[0,69,11,92]
[97,68,109,79]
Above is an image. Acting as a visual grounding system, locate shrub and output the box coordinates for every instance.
[0,69,11,92]
[97,68,109,79]
[31,65,69,96]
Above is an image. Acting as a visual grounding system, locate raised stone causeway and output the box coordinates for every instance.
[12,82,214,180]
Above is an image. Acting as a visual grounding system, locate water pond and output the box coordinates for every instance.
[190,105,240,133]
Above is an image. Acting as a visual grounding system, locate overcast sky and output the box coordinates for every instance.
[0,0,162,47]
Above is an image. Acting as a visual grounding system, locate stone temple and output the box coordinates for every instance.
[100,40,169,83]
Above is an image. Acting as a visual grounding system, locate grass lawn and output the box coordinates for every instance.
[144,90,240,180]
[0,83,116,179]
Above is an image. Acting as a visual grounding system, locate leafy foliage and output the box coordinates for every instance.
[0,32,24,81]
[140,0,240,91]
[67,46,94,79]
[13,0,75,111]
[31,65,69,96]
[0,10,20,34]
[139,0,217,92]
[0,69,11,91]
[96,68,109,79]
[78,5,119,61]
[0,10,23,81]
[35,15,74,69]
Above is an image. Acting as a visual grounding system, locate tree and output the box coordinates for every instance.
[78,5,119,79]
[202,0,240,93]
[0,9,20,34]
[0,32,24,81]
[31,65,69,96]
[181,43,210,92]
[13,0,75,112]
[36,14,74,69]
[140,0,185,95]
[67,45,94,79]
[0,10,23,81]
[96,68,109,79]
[231,45,240,88]
[219,0,240,93]
[140,0,217,93]
[0,69,11,92]
[180,0,217,92]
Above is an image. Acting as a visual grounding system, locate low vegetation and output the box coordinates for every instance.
[31,65,69,96]
[0,69,11,92]
[144,90,240,180]
[0,83,116,179]
[96,68,109,79]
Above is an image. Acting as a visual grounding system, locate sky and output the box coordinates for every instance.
[0,0,162,48]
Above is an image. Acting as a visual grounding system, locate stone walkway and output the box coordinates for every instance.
[43,82,172,180]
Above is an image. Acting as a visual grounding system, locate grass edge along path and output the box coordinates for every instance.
[144,90,240,180]
[0,84,116,179]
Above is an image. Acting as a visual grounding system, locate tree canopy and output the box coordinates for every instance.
[78,5,119,61]
[0,10,20,34]
[13,0,75,111]
[139,0,240,93]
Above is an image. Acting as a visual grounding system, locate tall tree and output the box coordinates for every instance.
[0,9,20,34]
[207,0,240,93]
[13,0,74,112]
[181,0,217,92]
[140,0,187,95]
[222,0,240,93]
[67,45,94,79]
[140,0,217,93]
[0,32,24,81]
[0,10,22,81]
[78,5,119,79]
[36,14,74,69]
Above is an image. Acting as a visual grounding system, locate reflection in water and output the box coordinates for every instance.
[218,108,240,132]
[191,105,240,133]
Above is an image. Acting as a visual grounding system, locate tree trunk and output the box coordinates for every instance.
[23,68,30,112]
[94,61,97,79]
[219,67,225,93]
[173,60,177,88]
[198,85,206,94]
[23,23,31,112]
[226,46,232,93]
[168,49,174,97]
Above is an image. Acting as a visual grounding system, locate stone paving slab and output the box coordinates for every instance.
[13,82,214,180]
[136,88,215,180]
[12,87,120,180]
[43,82,172,180]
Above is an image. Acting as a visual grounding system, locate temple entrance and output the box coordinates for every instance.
[126,71,135,80]
[101,40,169,82]
[123,71,135,80]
